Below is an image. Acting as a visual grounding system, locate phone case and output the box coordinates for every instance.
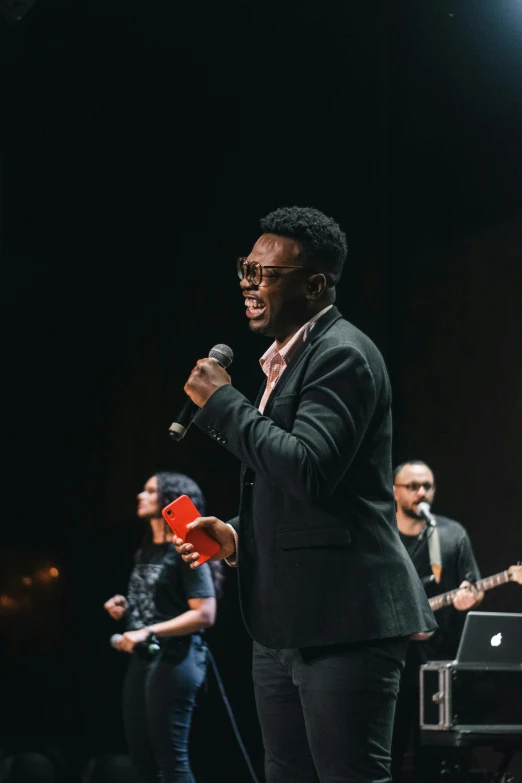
[162,494,220,565]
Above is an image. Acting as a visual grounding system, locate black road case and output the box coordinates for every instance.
[420,661,522,734]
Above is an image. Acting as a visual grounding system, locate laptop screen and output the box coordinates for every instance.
[455,611,522,666]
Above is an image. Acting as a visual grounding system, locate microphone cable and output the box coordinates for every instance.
[110,631,259,781]
[205,645,260,783]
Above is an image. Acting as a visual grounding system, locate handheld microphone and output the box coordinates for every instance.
[168,344,234,442]
[110,633,161,656]
[417,501,436,526]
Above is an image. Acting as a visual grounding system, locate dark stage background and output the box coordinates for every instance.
[1,0,521,780]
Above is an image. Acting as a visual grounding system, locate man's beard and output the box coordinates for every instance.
[402,505,423,520]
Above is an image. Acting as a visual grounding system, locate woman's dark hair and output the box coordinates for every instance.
[156,471,207,514]
[259,205,348,285]
[155,471,225,598]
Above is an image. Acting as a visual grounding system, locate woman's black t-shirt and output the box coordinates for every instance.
[126,542,215,632]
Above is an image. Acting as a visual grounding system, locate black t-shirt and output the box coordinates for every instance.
[126,542,215,632]
[399,514,481,662]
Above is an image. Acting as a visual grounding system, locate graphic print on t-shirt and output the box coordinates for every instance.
[127,563,164,629]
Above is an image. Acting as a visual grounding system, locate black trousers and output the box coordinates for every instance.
[252,636,408,783]
[391,648,449,783]
[122,635,207,783]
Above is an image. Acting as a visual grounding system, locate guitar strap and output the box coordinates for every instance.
[426,516,442,583]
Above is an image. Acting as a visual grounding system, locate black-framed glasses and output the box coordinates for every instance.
[237,257,307,286]
[394,482,435,493]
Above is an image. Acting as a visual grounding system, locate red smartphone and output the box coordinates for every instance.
[162,494,220,565]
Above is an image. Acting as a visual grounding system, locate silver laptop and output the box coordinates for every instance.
[455,611,522,666]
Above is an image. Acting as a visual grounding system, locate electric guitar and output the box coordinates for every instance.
[428,564,522,612]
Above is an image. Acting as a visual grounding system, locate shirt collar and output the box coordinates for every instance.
[259,304,333,371]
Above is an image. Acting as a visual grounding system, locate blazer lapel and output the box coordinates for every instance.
[263,306,343,415]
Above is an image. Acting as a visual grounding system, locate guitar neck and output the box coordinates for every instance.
[428,570,511,612]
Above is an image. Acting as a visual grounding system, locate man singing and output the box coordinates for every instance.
[174,206,436,782]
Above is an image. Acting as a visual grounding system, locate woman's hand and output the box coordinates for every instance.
[104,594,128,620]
[115,628,151,654]
[173,516,236,568]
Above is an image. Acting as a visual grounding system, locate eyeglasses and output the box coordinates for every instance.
[394,482,435,493]
[237,257,308,286]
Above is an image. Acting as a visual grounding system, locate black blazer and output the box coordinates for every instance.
[196,307,437,648]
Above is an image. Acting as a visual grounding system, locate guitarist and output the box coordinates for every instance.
[391,459,484,783]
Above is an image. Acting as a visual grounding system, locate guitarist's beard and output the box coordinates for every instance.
[401,504,426,521]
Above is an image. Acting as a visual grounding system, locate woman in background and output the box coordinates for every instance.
[104,471,224,783]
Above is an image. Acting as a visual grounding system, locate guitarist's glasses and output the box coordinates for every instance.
[394,482,434,493]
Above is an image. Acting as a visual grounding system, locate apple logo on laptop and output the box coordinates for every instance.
[490,632,502,647]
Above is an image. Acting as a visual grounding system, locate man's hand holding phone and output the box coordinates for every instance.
[173,516,236,568]
[163,495,235,567]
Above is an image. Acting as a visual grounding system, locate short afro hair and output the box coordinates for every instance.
[259,206,347,285]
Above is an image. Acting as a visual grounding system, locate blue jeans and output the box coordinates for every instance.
[252,636,408,783]
[122,634,208,783]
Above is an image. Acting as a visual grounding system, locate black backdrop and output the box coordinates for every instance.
[1,0,521,780]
